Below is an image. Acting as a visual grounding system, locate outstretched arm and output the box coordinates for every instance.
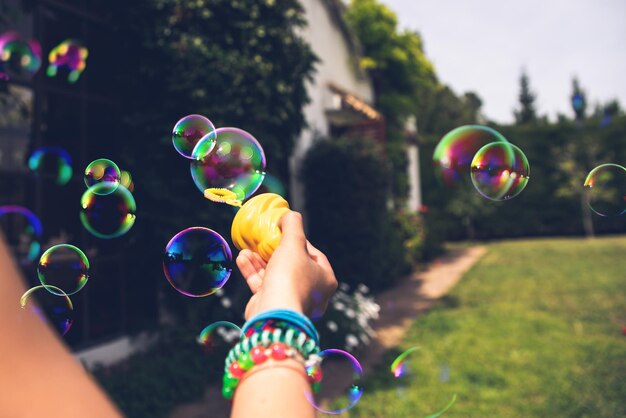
[231,211,338,418]
[0,236,123,417]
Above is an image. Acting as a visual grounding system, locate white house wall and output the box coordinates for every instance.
[290,0,375,213]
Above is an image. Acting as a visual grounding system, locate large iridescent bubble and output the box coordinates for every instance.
[80,184,136,239]
[433,125,509,187]
[172,114,216,159]
[163,227,232,297]
[38,244,90,296]
[20,285,73,336]
[28,147,73,186]
[583,163,626,217]
[190,127,266,205]
[470,142,530,201]
[305,349,363,414]
[0,205,42,264]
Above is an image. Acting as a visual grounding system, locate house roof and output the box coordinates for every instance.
[328,82,382,121]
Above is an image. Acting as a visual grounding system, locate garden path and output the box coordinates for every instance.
[169,245,487,418]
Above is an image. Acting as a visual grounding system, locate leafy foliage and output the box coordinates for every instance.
[301,136,413,291]
[421,117,626,241]
[345,0,437,205]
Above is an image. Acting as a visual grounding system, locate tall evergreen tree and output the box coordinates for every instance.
[570,77,587,121]
[514,70,537,124]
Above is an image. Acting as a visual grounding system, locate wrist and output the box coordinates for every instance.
[255,294,304,317]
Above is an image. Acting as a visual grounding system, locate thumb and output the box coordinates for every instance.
[278,211,307,249]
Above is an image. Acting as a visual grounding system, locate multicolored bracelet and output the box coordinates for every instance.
[222,317,322,399]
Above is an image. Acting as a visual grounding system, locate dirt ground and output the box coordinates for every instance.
[169,246,487,418]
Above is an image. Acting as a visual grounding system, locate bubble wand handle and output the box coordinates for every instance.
[231,193,290,262]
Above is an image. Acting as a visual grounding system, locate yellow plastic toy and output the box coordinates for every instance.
[231,193,290,262]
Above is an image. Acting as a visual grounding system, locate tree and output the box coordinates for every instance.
[108,0,317,327]
[514,70,538,124]
[570,77,587,122]
[345,0,437,205]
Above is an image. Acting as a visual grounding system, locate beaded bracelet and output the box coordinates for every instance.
[222,324,321,399]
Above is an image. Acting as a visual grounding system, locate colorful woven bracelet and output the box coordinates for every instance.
[222,324,321,399]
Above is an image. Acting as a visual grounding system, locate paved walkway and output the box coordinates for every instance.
[169,246,487,418]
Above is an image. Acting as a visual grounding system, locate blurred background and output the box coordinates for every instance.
[1,0,624,417]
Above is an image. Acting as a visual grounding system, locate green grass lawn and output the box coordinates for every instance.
[346,236,626,418]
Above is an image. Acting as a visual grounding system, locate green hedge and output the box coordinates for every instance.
[421,117,626,240]
[301,137,419,291]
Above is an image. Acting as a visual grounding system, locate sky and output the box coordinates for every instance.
[383,0,626,124]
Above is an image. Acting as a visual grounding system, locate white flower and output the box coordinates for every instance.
[326,321,338,332]
[346,334,358,347]
[221,297,232,308]
[333,302,346,311]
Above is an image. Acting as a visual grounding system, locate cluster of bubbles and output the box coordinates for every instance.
[46,39,88,84]
[0,31,41,80]
[163,114,267,298]
[433,125,530,201]
[171,114,267,206]
[80,158,136,239]
[0,31,87,82]
[20,243,90,336]
[4,151,132,335]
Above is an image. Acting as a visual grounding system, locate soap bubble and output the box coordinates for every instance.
[583,163,626,217]
[0,31,41,80]
[254,172,287,198]
[120,170,134,193]
[163,227,232,297]
[190,127,266,205]
[197,321,241,354]
[46,39,88,83]
[391,346,420,379]
[28,146,73,186]
[0,205,42,265]
[433,125,509,188]
[84,158,121,195]
[80,184,136,239]
[425,395,457,418]
[20,285,73,336]
[38,244,90,296]
[305,349,363,414]
[470,142,530,201]
[172,114,216,159]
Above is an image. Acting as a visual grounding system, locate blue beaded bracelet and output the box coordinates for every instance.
[242,309,320,345]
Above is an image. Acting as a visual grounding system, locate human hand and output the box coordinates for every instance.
[236,211,337,319]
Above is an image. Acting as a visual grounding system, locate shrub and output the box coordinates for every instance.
[301,137,410,291]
